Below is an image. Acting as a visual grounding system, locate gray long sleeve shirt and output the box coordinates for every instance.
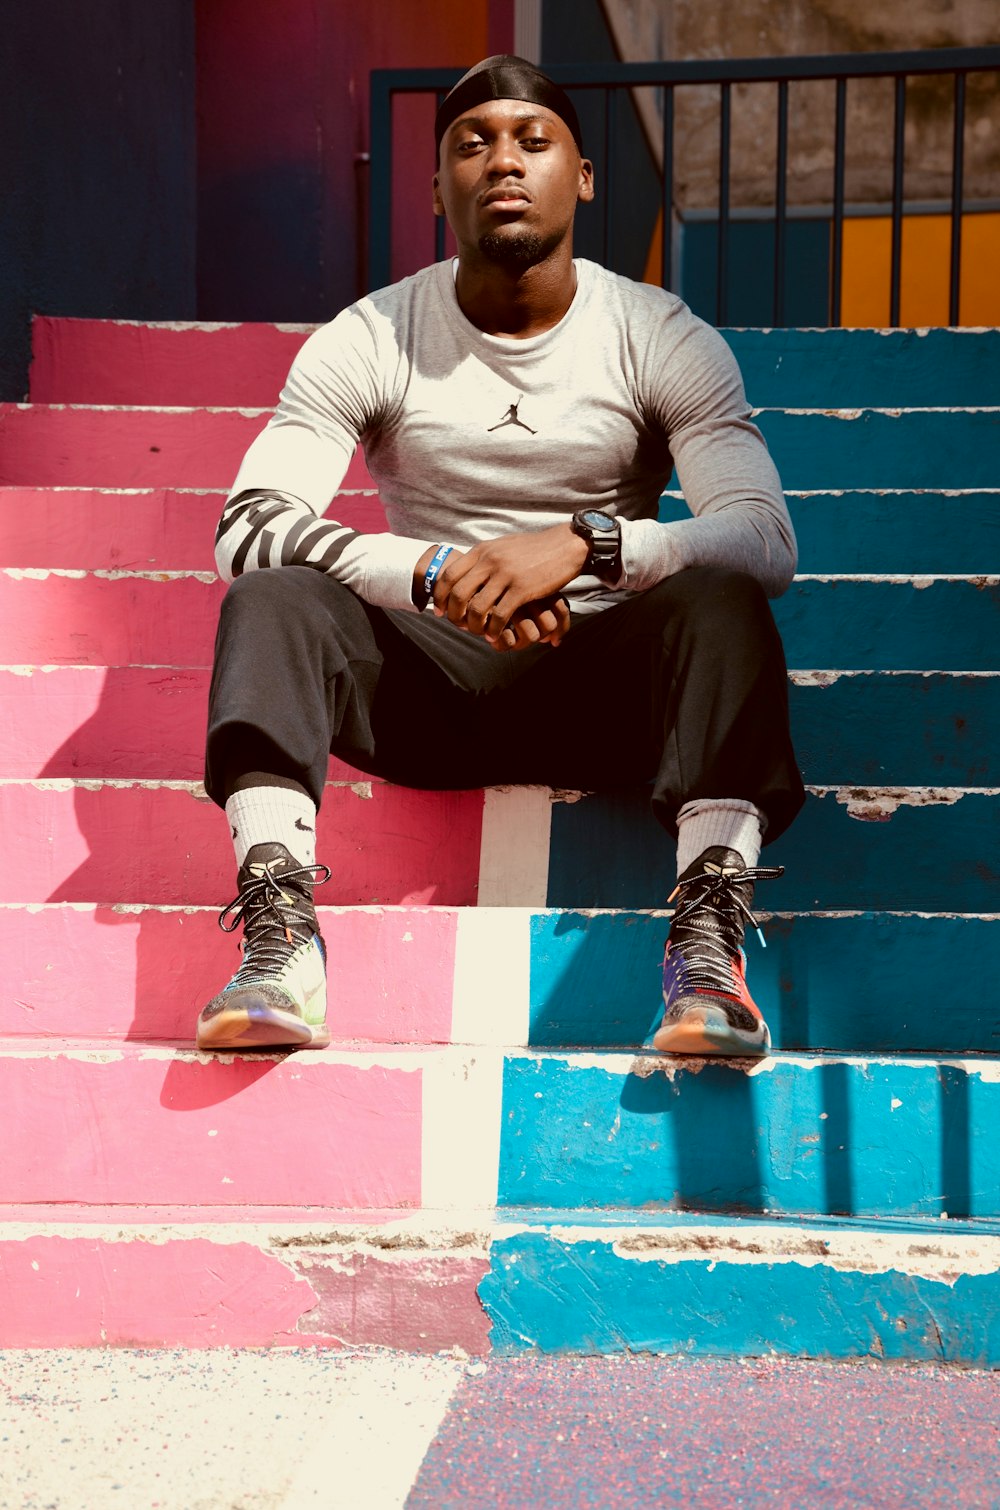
[217,258,796,611]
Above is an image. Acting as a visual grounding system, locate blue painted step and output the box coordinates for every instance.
[546,789,999,911]
[528,912,999,1056]
[724,328,1000,408]
[658,491,1000,575]
[773,579,998,672]
[752,410,1000,491]
[497,1052,1000,1220]
[482,1220,1000,1364]
[790,673,997,786]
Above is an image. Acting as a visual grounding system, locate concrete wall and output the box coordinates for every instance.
[0,1,197,400]
[601,0,999,208]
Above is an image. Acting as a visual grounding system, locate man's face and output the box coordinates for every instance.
[432,98,594,269]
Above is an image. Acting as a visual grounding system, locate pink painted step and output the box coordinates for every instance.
[0,1046,422,1207]
[0,667,370,781]
[3,781,482,905]
[0,904,458,1043]
[0,1230,489,1350]
[0,405,375,489]
[0,487,387,569]
[30,317,313,407]
[1,573,222,666]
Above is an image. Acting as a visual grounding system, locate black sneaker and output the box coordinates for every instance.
[196,842,331,1051]
[653,845,783,1057]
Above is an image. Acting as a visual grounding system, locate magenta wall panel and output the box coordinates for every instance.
[0,1051,422,1207]
[0,405,375,490]
[2,783,484,905]
[0,488,388,570]
[0,905,458,1044]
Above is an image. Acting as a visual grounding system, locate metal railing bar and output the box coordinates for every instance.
[949,72,967,325]
[830,77,847,326]
[661,85,675,290]
[370,47,1000,96]
[717,82,731,325]
[602,87,613,268]
[435,91,447,264]
[774,79,789,326]
[890,75,907,325]
[368,71,395,291]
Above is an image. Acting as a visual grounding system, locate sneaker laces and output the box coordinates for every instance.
[219,860,331,986]
[667,861,783,996]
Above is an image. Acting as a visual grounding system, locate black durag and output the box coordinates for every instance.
[434,55,584,158]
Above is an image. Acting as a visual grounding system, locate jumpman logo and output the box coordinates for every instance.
[488,394,536,434]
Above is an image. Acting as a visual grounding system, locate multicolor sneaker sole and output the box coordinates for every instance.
[652,1002,770,1057]
[196,1002,331,1052]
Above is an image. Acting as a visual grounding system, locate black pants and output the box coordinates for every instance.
[205,565,805,843]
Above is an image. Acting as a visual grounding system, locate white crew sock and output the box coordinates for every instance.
[675,798,765,878]
[225,786,318,869]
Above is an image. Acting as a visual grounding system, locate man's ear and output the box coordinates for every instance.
[432,173,444,217]
[578,157,595,204]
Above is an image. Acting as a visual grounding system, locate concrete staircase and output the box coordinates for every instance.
[1,316,997,1362]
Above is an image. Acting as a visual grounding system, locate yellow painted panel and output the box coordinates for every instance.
[841,213,1000,327]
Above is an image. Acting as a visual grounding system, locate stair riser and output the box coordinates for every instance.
[5,783,994,910]
[4,489,996,573]
[661,492,1000,576]
[4,906,995,1057]
[483,1232,1000,1365]
[725,329,1000,408]
[548,789,999,911]
[499,1055,1000,1220]
[1,1052,423,1207]
[1,783,483,905]
[2,406,997,490]
[29,318,313,407]
[3,574,995,669]
[3,667,995,787]
[0,1233,489,1351]
[528,912,1000,1056]
[0,905,458,1043]
[0,668,367,782]
[0,489,387,570]
[0,407,374,489]
[30,321,1000,411]
[755,410,1000,490]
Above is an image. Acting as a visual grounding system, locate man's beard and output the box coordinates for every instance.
[478,226,554,269]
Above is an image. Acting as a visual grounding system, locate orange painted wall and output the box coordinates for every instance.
[840,212,1000,326]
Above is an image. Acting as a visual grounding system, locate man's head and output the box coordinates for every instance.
[432,55,594,271]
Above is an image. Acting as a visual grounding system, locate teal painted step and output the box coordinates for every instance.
[790,674,998,786]
[481,1223,1000,1364]
[753,411,1000,491]
[546,789,999,910]
[497,1053,1000,1220]
[528,912,999,1056]
[723,329,1000,409]
[772,580,998,672]
[658,492,1000,575]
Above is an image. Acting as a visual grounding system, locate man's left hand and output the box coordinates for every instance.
[432,523,589,642]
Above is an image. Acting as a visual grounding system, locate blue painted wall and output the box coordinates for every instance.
[0,1,197,400]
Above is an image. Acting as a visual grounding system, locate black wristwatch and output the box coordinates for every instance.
[570,508,622,581]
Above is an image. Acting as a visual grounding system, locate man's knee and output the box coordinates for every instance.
[219,567,367,631]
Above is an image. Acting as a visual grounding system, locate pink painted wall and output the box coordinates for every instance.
[195,0,511,319]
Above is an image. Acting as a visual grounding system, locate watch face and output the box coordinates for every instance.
[581,510,616,531]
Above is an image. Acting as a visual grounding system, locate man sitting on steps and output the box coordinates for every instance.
[198,54,805,1058]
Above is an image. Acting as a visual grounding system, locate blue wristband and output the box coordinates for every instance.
[420,544,453,606]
